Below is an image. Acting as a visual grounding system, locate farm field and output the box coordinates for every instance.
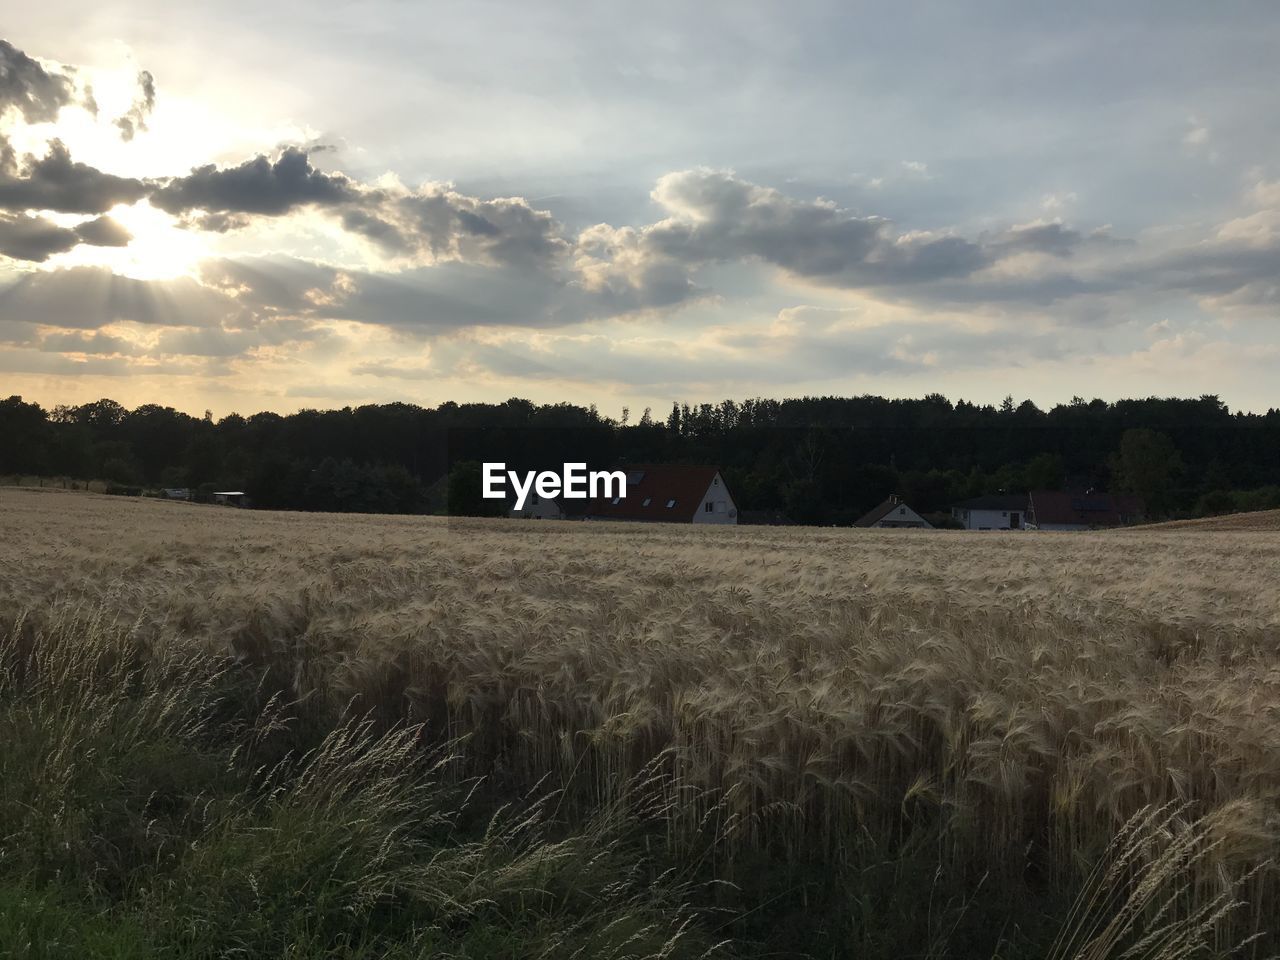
[1135,509,1280,531]
[3,488,1280,958]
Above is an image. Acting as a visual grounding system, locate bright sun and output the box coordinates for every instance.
[51,201,211,281]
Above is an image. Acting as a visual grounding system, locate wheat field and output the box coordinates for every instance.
[4,487,1280,955]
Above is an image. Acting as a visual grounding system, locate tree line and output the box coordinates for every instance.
[2,393,1279,524]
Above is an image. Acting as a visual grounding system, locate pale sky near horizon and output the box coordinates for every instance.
[2,2,1280,416]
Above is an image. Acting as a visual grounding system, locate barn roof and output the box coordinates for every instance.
[586,464,724,522]
[1029,490,1145,527]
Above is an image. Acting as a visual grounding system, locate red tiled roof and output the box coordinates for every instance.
[1029,490,1145,527]
[586,464,724,523]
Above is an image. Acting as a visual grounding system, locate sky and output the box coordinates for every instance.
[2,1,1279,416]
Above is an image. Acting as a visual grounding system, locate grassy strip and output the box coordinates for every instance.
[0,611,721,960]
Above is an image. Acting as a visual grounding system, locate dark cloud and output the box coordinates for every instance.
[0,39,76,123]
[151,146,571,271]
[339,207,408,248]
[987,222,1084,257]
[0,140,147,213]
[151,147,359,218]
[114,70,155,141]
[644,169,990,286]
[73,214,132,247]
[572,169,998,305]
[345,188,571,270]
[0,212,80,261]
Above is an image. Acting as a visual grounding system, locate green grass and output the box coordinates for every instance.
[0,612,721,960]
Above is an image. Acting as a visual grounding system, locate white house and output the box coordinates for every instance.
[854,496,933,529]
[950,494,1028,530]
[509,493,569,519]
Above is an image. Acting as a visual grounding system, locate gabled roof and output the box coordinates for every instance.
[1029,490,1145,527]
[854,497,931,528]
[952,494,1028,511]
[854,498,901,527]
[585,464,724,522]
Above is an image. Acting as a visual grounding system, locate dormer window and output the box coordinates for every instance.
[666,499,676,508]
[611,496,621,505]
[642,497,651,506]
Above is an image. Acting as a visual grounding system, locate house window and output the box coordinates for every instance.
[705,502,713,512]
[611,496,621,505]
[642,497,651,507]
[899,506,906,515]
[666,499,676,508]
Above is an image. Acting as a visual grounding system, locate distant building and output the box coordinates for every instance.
[509,493,565,519]
[1027,491,1144,530]
[854,495,933,529]
[509,493,590,520]
[212,491,248,507]
[585,464,737,525]
[161,487,190,501]
[950,494,1029,530]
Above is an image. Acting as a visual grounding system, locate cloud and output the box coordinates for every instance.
[0,39,77,124]
[151,318,327,357]
[576,169,997,301]
[0,211,130,262]
[39,329,145,356]
[353,187,572,270]
[150,147,360,218]
[150,146,573,272]
[1183,117,1210,147]
[73,215,132,247]
[114,70,155,141]
[0,347,138,376]
[0,140,148,213]
[986,221,1086,258]
[351,359,436,380]
[0,212,81,261]
[197,255,589,332]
